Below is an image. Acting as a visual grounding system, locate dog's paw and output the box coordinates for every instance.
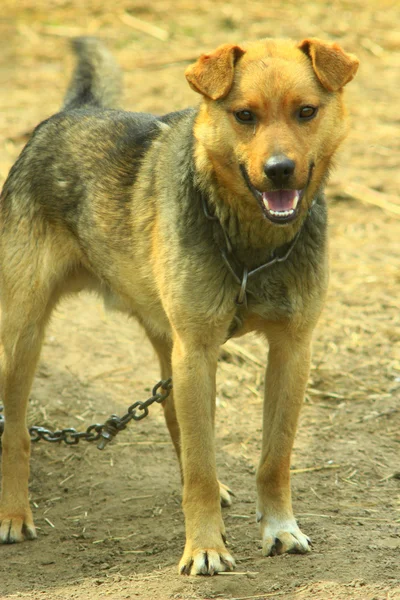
[0,507,37,544]
[257,513,311,556]
[179,544,236,576]
[219,481,234,507]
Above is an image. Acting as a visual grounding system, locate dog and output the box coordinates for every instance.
[0,36,358,575]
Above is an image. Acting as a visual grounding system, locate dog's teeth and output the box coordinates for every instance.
[269,209,295,217]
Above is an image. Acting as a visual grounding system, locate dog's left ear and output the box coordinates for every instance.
[185,44,245,100]
[298,38,359,92]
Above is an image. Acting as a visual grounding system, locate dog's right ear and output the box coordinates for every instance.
[185,44,245,101]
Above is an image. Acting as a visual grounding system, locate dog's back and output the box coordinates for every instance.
[0,39,179,247]
[0,38,195,333]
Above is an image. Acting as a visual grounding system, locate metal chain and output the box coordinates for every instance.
[0,378,172,451]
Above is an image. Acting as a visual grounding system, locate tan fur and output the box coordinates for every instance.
[185,44,245,100]
[0,37,358,575]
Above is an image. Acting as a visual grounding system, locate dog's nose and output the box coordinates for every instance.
[264,155,295,187]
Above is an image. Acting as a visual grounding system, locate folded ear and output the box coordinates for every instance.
[185,44,245,100]
[298,38,359,92]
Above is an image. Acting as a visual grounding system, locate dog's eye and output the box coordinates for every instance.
[234,110,256,124]
[298,106,318,121]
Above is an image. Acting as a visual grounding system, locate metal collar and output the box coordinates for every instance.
[202,194,313,308]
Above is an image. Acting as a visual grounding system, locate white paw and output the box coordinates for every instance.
[257,513,311,556]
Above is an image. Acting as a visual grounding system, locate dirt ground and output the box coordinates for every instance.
[0,1,399,599]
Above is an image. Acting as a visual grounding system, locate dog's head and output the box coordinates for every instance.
[186,38,359,225]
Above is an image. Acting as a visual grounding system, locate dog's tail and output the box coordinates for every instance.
[62,37,122,111]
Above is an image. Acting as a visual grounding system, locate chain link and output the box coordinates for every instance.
[0,378,172,451]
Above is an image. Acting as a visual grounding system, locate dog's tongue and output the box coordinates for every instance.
[262,190,300,213]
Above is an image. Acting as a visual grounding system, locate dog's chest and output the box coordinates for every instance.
[225,208,328,333]
[226,253,322,338]
[229,279,296,337]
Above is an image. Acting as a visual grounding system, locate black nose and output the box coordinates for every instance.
[264,155,295,187]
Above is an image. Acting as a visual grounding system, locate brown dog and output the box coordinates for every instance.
[0,36,358,575]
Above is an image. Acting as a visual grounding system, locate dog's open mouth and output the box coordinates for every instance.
[239,164,313,225]
[258,189,301,223]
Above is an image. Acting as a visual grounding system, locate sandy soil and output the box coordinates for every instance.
[0,1,399,599]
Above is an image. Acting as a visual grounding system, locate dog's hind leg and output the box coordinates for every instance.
[0,235,77,543]
[146,330,234,507]
[0,296,51,542]
[145,332,180,455]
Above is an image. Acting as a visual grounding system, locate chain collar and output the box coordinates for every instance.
[202,193,313,308]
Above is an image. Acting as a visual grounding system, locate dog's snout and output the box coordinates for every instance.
[264,155,295,187]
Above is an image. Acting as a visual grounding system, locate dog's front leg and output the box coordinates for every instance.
[172,334,235,575]
[256,323,313,557]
